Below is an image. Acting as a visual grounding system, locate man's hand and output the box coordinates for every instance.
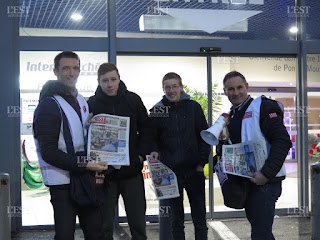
[196,164,204,172]
[85,113,94,129]
[138,155,144,163]
[86,161,108,172]
[249,171,269,185]
[150,151,159,161]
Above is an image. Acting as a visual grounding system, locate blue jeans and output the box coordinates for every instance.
[245,181,282,240]
[170,170,208,240]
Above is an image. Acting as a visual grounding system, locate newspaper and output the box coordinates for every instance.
[87,114,130,166]
[221,138,268,178]
[146,155,180,200]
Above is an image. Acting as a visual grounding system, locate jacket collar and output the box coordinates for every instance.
[39,80,77,101]
[161,91,191,106]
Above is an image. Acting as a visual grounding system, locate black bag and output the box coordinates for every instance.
[70,171,98,207]
[221,174,249,209]
[59,108,105,207]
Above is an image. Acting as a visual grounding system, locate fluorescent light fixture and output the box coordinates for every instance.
[71,13,83,21]
[231,0,247,4]
[289,26,298,33]
[139,14,248,33]
[249,0,264,4]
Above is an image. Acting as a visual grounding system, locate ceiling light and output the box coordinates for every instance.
[71,13,83,21]
[289,26,298,33]
[231,0,247,4]
[249,0,264,4]
[139,14,248,33]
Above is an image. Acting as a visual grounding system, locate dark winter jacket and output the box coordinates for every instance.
[33,80,87,173]
[228,96,292,182]
[87,80,154,180]
[150,92,211,173]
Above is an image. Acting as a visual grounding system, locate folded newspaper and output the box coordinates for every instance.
[221,138,268,178]
[87,114,130,166]
[146,155,180,200]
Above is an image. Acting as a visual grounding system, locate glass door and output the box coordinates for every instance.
[117,55,209,222]
[211,56,298,216]
[20,51,108,226]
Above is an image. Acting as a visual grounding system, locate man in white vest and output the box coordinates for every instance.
[33,51,108,240]
[223,71,292,240]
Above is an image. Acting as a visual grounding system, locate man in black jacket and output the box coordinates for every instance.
[223,71,292,240]
[33,51,108,240]
[150,72,210,240]
[87,63,154,240]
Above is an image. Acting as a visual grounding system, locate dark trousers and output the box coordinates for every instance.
[245,181,282,240]
[101,173,147,240]
[49,185,103,240]
[170,170,208,240]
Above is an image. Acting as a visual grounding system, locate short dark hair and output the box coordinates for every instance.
[223,71,247,87]
[162,72,182,87]
[54,51,80,70]
[98,62,120,80]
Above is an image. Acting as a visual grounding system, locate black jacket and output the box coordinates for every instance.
[33,80,86,172]
[87,81,154,180]
[228,96,292,182]
[150,92,211,173]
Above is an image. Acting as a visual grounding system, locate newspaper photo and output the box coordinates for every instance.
[87,114,130,166]
[221,138,268,178]
[146,155,180,200]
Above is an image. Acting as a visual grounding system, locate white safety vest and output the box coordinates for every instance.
[241,96,286,177]
[35,94,89,185]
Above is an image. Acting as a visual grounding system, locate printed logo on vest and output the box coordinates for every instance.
[243,111,252,119]
[269,112,278,119]
[83,105,87,113]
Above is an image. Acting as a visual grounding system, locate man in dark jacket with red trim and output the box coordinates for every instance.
[150,72,210,240]
[223,71,292,240]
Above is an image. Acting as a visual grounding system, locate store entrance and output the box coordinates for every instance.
[210,56,299,217]
[20,53,303,227]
